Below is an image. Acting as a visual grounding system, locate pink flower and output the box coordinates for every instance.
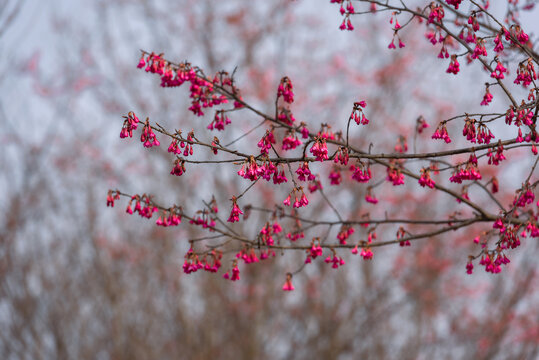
[258,129,276,155]
[350,162,372,183]
[282,273,295,291]
[360,248,373,260]
[283,195,291,207]
[310,137,329,162]
[418,168,436,188]
[445,0,463,9]
[231,264,240,281]
[491,61,507,79]
[301,125,310,139]
[386,167,404,186]
[466,261,474,274]
[428,4,444,24]
[324,252,345,269]
[480,88,493,106]
[346,18,354,31]
[277,77,294,103]
[329,169,342,185]
[471,39,487,59]
[140,119,160,148]
[337,225,354,245]
[431,123,452,143]
[227,197,243,223]
[106,190,115,207]
[137,54,146,69]
[494,33,504,52]
[365,194,378,204]
[446,56,460,74]
[282,133,302,151]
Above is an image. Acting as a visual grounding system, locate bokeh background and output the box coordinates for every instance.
[1,1,538,359]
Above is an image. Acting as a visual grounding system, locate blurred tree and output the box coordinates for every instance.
[0,1,538,359]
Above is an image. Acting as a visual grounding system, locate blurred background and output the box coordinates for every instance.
[0,0,538,359]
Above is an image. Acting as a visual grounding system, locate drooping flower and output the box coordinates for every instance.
[227,197,243,223]
[282,273,295,291]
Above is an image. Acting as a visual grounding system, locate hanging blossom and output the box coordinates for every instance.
[277,76,294,103]
[106,190,121,207]
[349,100,369,125]
[416,116,430,134]
[462,116,477,143]
[260,221,282,246]
[223,261,241,281]
[296,162,316,182]
[282,273,295,291]
[282,131,302,151]
[236,246,260,265]
[487,142,506,165]
[335,0,355,31]
[446,54,460,74]
[337,225,355,245]
[471,38,487,59]
[481,86,493,106]
[227,197,243,223]
[318,123,336,140]
[427,28,445,45]
[352,244,374,260]
[334,147,349,166]
[365,187,378,204]
[427,3,445,24]
[466,259,474,275]
[468,13,480,32]
[325,250,346,269]
[189,200,217,230]
[271,163,288,185]
[476,123,495,144]
[449,154,482,183]
[388,32,406,49]
[208,110,231,131]
[137,53,229,116]
[309,136,329,161]
[278,107,296,126]
[183,248,222,274]
[432,122,452,143]
[418,168,436,189]
[305,238,323,263]
[170,158,186,176]
[238,156,262,181]
[140,119,160,148]
[507,24,529,45]
[491,60,507,79]
[120,111,140,138]
[258,129,276,155]
[155,206,182,227]
[479,252,510,274]
[182,248,203,274]
[458,27,476,45]
[386,162,405,186]
[389,11,402,30]
[513,183,536,208]
[283,187,309,208]
[394,136,408,153]
[445,0,463,10]
[124,194,159,219]
[350,160,372,183]
[494,32,504,53]
[329,167,342,185]
[514,58,537,87]
[397,227,410,247]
